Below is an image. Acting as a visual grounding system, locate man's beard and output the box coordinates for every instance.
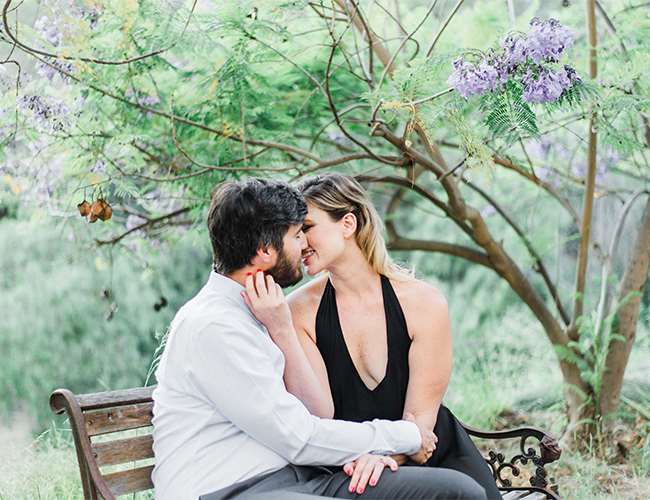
[268,246,303,288]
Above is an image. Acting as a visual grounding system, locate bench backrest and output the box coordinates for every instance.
[50,386,155,499]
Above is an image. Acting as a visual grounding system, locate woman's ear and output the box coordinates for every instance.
[341,212,357,239]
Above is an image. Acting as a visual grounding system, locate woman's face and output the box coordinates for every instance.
[301,204,347,275]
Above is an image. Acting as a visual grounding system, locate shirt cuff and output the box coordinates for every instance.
[370,419,422,456]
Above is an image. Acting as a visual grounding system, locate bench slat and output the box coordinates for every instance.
[93,434,154,467]
[76,387,154,411]
[104,464,154,496]
[502,491,547,500]
[85,402,153,437]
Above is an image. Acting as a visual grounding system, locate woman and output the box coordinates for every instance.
[284,173,502,499]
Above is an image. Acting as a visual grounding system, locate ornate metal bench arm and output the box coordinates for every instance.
[461,423,562,498]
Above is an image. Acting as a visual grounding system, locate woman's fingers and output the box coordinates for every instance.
[255,270,268,297]
[245,273,257,298]
[348,455,369,493]
[347,456,397,494]
[368,461,387,488]
[343,462,355,476]
[354,459,377,494]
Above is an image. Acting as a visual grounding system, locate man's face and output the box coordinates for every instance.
[267,224,307,287]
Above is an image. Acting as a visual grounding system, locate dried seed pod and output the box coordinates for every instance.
[90,200,105,218]
[89,212,99,223]
[77,200,91,217]
[99,204,112,221]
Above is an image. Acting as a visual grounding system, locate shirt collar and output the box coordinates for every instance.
[207,270,245,296]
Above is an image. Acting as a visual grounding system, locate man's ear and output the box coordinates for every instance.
[341,212,357,239]
[251,245,276,267]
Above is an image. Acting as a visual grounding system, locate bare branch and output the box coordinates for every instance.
[377,0,439,85]
[493,155,580,226]
[570,0,599,333]
[95,207,192,246]
[425,0,465,57]
[389,237,493,268]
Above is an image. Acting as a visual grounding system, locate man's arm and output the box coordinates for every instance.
[187,319,422,466]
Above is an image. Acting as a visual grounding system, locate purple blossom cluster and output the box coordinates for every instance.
[36,59,75,82]
[522,65,579,103]
[526,18,575,64]
[17,95,71,133]
[447,57,500,99]
[448,17,579,104]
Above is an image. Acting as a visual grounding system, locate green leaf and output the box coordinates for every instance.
[481,80,538,142]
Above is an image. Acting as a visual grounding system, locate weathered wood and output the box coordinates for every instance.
[92,434,154,467]
[103,465,154,496]
[76,386,154,411]
[85,403,153,437]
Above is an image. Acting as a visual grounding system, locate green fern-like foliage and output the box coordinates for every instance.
[481,81,538,142]
[550,79,600,110]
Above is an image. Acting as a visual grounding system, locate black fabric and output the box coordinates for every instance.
[201,464,487,500]
[315,275,502,500]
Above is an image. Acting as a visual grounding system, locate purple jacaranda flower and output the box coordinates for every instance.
[448,57,500,98]
[17,95,71,132]
[499,33,528,74]
[522,66,573,103]
[36,59,75,82]
[526,18,574,64]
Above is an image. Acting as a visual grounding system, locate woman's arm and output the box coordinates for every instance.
[401,282,453,435]
[280,289,334,418]
[291,326,335,418]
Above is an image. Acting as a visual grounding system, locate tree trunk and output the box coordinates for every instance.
[598,197,650,423]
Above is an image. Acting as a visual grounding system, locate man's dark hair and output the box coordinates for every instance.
[207,178,307,274]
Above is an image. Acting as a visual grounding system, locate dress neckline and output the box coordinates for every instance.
[326,275,391,393]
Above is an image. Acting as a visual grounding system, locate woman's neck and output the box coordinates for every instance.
[327,245,380,300]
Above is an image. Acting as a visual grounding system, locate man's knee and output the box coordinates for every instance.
[379,467,488,499]
[440,469,488,499]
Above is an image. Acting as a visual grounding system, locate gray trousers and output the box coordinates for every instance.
[201,464,489,500]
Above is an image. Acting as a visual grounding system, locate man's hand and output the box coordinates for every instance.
[405,412,438,465]
[242,270,293,340]
[342,454,398,495]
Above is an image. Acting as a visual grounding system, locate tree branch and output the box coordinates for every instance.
[570,0,599,334]
[95,207,192,246]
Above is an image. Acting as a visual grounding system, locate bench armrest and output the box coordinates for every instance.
[460,422,561,499]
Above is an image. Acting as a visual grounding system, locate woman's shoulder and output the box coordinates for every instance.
[287,275,329,335]
[390,277,449,337]
[391,276,448,309]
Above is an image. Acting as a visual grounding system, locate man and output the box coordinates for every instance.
[152,178,487,499]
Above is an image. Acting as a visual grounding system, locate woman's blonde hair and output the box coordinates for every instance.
[297,173,412,281]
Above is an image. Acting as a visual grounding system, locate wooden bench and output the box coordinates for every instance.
[50,386,562,499]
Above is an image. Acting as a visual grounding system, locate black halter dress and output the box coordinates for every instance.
[315,275,502,499]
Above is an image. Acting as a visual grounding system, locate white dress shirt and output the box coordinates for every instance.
[152,271,421,500]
